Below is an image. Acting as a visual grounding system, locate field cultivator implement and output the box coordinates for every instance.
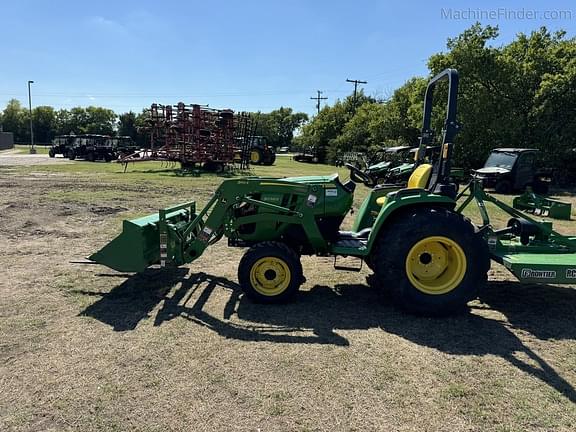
[119,103,256,171]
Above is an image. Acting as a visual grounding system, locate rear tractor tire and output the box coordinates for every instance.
[531,179,549,195]
[263,151,276,166]
[238,241,303,303]
[371,208,489,316]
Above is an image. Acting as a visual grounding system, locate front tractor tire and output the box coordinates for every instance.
[238,241,303,303]
[372,208,489,316]
[495,179,512,194]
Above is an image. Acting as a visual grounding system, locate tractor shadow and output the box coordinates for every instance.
[78,267,189,331]
[81,271,576,402]
[124,167,253,178]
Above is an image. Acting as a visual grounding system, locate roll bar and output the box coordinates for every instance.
[416,68,460,190]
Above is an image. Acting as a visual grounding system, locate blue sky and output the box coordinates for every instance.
[1,0,574,116]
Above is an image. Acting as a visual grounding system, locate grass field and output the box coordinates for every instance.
[14,144,50,155]
[1,156,576,431]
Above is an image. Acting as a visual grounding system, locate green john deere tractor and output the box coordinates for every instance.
[249,136,276,166]
[90,69,576,315]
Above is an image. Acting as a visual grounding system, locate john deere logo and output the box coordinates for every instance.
[566,269,576,279]
[521,268,556,279]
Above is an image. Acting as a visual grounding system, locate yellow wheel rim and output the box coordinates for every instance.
[250,257,291,296]
[405,236,467,295]
[250,150,260,163]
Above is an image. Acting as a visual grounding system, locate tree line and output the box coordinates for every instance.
[2,24,574,174]
[296,24,576,173]
[0,99,308,149]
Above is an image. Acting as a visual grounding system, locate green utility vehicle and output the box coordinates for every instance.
[350,146,414,186]
[90,69,576,316]
[293,146,323,164]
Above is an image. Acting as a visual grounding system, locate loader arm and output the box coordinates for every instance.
[90,177,345,272]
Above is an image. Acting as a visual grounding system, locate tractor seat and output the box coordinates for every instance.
[375,164,433,206]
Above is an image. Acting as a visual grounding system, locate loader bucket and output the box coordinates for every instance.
[90,202,195,273]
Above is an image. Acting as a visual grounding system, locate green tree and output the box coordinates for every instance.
[1,99,27,142]
[134,109,152,147]
[84,106,117,135]
[297,92,375,162]
[32,106,57,143]
[54,109,72,135]
[58,106,117,135]
[67,107,89,134]
[256,107,308,148]
[118,111,137,138]
[428,24,576,170]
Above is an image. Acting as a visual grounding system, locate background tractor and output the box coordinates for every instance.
[89,69,576,316]
[348,146,414,187]
[249,136,276,165]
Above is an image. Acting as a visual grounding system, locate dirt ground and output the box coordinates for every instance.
[0,150,71,166]
[1,164,576,431]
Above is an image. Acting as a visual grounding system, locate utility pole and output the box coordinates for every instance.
[346,78,367,111]
[310,90,327,114]
[27,80,35,154]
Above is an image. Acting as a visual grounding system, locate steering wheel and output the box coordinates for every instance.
[345,163,376,187]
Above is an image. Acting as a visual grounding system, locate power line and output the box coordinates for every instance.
[346,78,367,111]
[310,90,328,114]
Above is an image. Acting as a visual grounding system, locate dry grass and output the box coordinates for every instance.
[1,159,576,431]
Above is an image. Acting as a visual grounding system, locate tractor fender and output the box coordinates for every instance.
[365,189,455,253]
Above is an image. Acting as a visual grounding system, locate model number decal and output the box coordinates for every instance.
[325,189,338,197]
[566,269,576,278]
[521,268,556,279]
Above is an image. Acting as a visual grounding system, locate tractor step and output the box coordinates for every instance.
[331,238,368,256]
[333,255,363,272]
[330,229,370,256]
[498,251,576,284]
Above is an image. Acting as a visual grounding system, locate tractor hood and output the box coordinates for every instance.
[281,174,340,184]
[390,162,414,174]
[367,161,391,172]
[475,167,510,176]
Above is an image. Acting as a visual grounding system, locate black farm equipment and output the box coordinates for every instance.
[475,148,551,194]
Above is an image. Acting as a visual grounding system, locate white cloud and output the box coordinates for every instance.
[87,16,128,35]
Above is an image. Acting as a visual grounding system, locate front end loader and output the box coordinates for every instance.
[89,69,576,315]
